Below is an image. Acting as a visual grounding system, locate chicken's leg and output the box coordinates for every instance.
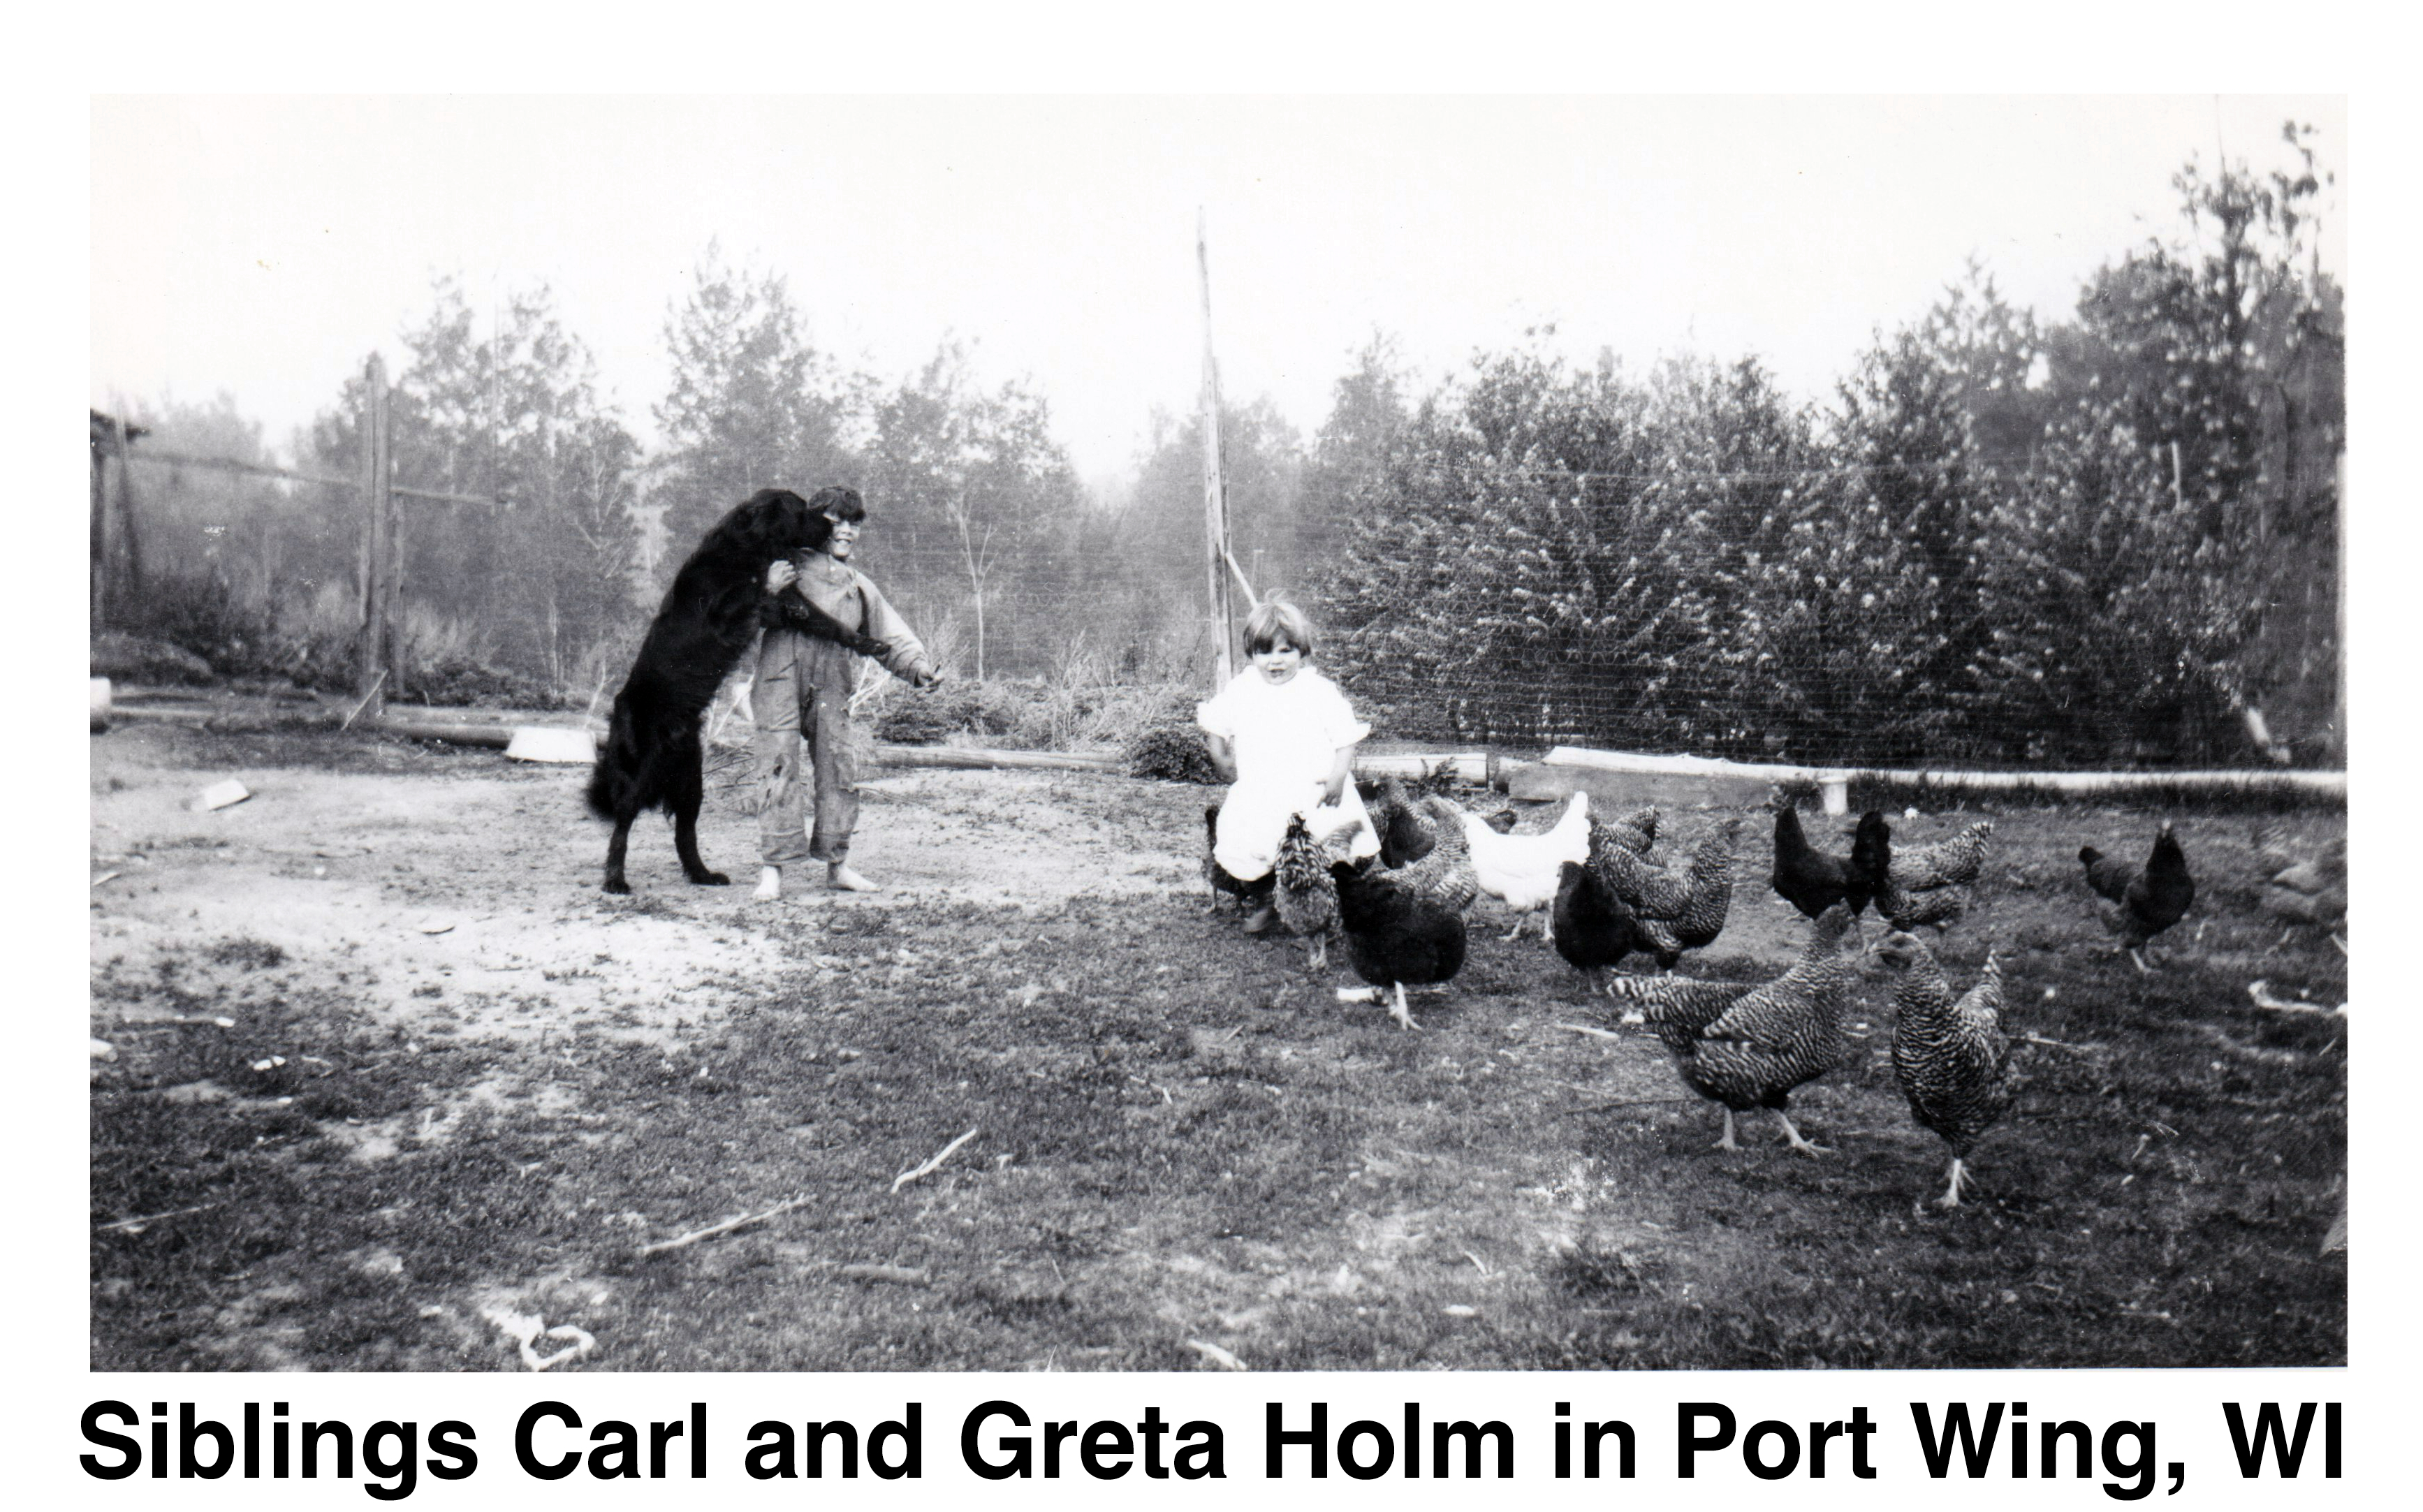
[1390,981,1420,1032]
[1713,1109,1739,1152]
[1771,1109,1831,1157]
[1937,1156,1968,1209]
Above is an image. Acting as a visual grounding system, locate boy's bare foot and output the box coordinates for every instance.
[1243,905,1278,934]
[828,863,881,893]
[753,867,782,902]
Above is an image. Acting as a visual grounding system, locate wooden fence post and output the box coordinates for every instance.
[90,423,108,624]
[112,414,143,613]
[358,355,394,715]
[1196,210,1236,688]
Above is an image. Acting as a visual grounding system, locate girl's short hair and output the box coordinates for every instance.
[1243,599,1317,659]
[809,485,866,523]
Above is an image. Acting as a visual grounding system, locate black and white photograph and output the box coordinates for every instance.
[78,83,2359,1399]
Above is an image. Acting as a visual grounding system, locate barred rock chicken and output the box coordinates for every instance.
[1648,903,1859,1155]
[1874,931,2013,1209]
[1273,813,1346,970]
[1550,860,1650,992]
[1587,816,1738,969]
[1768,790,1880,927]
[1460,789,1591,940]
[2079,820,2195,971]
[1887,818,1996,893]
[1649,816,1744,960]
[1871,814,1975,932]
[1333,856,1467,1031]
[1600,803,1660,858]
[1385,795,1481,913]
[1359,775,1440,869]
[1604,970,1756,1030]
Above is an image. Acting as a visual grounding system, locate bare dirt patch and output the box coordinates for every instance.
[90,722,2346,1371]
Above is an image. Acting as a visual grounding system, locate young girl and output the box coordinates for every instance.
[1196,600,1382,932]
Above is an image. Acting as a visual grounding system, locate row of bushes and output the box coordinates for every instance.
[96,571,1227,777]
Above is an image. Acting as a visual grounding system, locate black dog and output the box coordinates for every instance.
[587,487,888,893]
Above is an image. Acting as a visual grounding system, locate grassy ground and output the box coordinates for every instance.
[89,724,2346,1371]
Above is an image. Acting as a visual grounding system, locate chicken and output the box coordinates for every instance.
[2251,819,2299,876]
[1873,931,2013,1209]
[2260,834,2346,935]
[1604,971,1757,1031]
[1767,790,1880,927]
[1459,790,1591,940]
[1333,858,1467,1031]
[1650,816,1744,960]
[1648,903,1860,1154]
[1272,812,1345,971]
[1886,819,1996,893]
[2079,820,2195,971]
[1587,815,1739,969]
[1600,803,1660,858]
[1550,860,1649,992]
[1871,813,1972,932]
[1382,795,1480,913]
[1359,775,1438,869]
[1202,805,1273,907]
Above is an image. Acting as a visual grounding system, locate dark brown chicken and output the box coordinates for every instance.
[1333,855,1467,1031]
[1768,790,1880,927]
[2079,820,2195,971]
[1550,860,1649,992]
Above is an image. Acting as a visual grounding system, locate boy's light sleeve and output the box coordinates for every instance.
[857,575,935,684]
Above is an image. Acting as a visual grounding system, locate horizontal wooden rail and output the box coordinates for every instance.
[1542,745,2346,800]
[120,446,508,506]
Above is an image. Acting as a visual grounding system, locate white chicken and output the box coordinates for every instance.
[1456,790,1592,941]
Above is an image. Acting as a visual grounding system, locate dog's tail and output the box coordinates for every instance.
[585,694,635,819]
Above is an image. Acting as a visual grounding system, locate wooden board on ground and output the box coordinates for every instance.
[1502,759,1775,813]
[503,726,596,764]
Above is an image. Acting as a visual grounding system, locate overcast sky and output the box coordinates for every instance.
[90,94,2344,485]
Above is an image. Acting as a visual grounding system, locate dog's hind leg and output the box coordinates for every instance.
[668,735,729,886]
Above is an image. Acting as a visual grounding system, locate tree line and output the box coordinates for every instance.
[104,131,2341,767]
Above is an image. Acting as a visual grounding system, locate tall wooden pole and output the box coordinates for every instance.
[112,414,142,610]
[358,354,394,715]
[1196,210,1236,687]
[90,425,108,624]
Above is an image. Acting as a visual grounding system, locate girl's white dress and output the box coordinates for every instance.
[1196,666,1384,882]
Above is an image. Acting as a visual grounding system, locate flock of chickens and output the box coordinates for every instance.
[1203,774,2256,1210]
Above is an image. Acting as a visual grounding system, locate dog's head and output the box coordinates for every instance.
[715,487,854,561]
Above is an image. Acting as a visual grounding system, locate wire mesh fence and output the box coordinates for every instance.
[91,439,2341,777]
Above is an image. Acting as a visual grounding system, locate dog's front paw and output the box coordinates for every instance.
[603,877,633,895]
[690,869,731,887]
